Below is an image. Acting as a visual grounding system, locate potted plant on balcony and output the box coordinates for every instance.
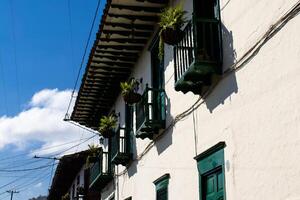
[86,144,100,165]
[158,5,187,59]
[120,78,142,104]
[61,193,70,200]
[99,115,117,138]
[77,186,85,196]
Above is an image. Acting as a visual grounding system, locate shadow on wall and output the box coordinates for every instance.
[205,24,238,113]
[127,130,138,178]
[155,93,174,155]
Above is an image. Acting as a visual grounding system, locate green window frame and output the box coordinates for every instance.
[153,174,170,200]
[195,142,226,200]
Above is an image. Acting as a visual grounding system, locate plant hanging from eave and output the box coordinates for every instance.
[61,193,70,200]
[158,5,187,60]
[98,115,117,138]
[86,144,101,165]
[120,78,142,104]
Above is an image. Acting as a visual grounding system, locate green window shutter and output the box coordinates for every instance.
[125,104,133,130]
[153,174,170,200]
[195,142,226,200]
[125,104,133,153]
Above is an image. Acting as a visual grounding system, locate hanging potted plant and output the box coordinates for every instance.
[158,5,187,59]
[99,115,117,138]
[77,186,85,196]
[61,193,70,200]
[120,78,142,104]
[86,144,100,165]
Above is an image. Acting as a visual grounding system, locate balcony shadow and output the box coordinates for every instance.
[164,44,174,68]
[127,131,138,178]
[155,94,174,155]
[204,24,238,113]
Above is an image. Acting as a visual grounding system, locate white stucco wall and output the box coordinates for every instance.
[103,0,300,199]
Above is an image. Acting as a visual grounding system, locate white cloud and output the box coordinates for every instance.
[34,182,43,188]
[0,89,98,155]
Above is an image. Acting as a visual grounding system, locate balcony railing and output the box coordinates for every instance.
[174,17,222,94]
[89,151,113,190]
[111,126,132,166]
[135,85,166,139]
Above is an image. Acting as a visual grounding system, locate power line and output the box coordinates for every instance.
[8,0,21,112]
[6,190,19,200]
[65,0,103,118]
[0,135,95,163]
[0,51,8,115]
[0,162,57,172]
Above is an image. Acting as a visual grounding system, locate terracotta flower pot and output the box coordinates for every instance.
[123,91,142,104]
[161,28,184,45]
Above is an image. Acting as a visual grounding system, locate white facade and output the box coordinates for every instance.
[96,0,300,199]
[69,167,85,200]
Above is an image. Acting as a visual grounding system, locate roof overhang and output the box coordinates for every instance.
[47,151,89,200]
[71,0,167,130]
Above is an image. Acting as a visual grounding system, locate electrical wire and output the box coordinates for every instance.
[0,135,95,163]
[0,51,8,115]
[65,0,102,118]
[0,162,57,172]
[8,0,21,112]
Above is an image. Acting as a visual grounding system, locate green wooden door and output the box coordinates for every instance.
[202,168,224,200]
[196,142,226,200]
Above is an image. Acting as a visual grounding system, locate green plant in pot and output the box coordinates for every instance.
[99,115,117,138]
[77,186,85,195]
[158,5,187,59]
[61,193,70,200]
[86,144,101,165]
[120,78,142,104]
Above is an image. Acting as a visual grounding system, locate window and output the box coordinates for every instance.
[195,142,226,200]
[150,35,164,90]
[153,174,170,200]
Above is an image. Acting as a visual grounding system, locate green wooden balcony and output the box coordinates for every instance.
[135,86,166,140]
[89,151,113,191]
[111,126,132,166]
[174,17,222,95]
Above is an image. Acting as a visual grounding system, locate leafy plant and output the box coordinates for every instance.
[61,193,70,200]
[158,5,187,59]
[88,144,99,155]
[86,144,101,165]
[120,78,140,97]
[77,186,85,195]
[99,115,117,136]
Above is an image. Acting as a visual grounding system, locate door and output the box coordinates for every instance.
[202,168,224,200]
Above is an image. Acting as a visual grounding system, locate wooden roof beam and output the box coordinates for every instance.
[110,4,163,13]
[104,22,154,31]
[98,37,148,44]
[107,13,159,22]
[96,44,144,51]
[100,30,151,38]
[94,50,138,57]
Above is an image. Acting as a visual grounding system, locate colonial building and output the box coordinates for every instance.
[48,151,101,200]
[70,0,300,199]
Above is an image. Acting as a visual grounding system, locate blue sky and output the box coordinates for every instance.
[0,0,105,199]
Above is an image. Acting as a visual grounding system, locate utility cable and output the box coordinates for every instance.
[65,0,102,118]
[8,0,21,112]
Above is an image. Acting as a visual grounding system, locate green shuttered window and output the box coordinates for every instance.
[153,174,170,200]
[195,142,226,200]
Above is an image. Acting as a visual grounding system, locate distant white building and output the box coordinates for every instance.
[70,0,300,199]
